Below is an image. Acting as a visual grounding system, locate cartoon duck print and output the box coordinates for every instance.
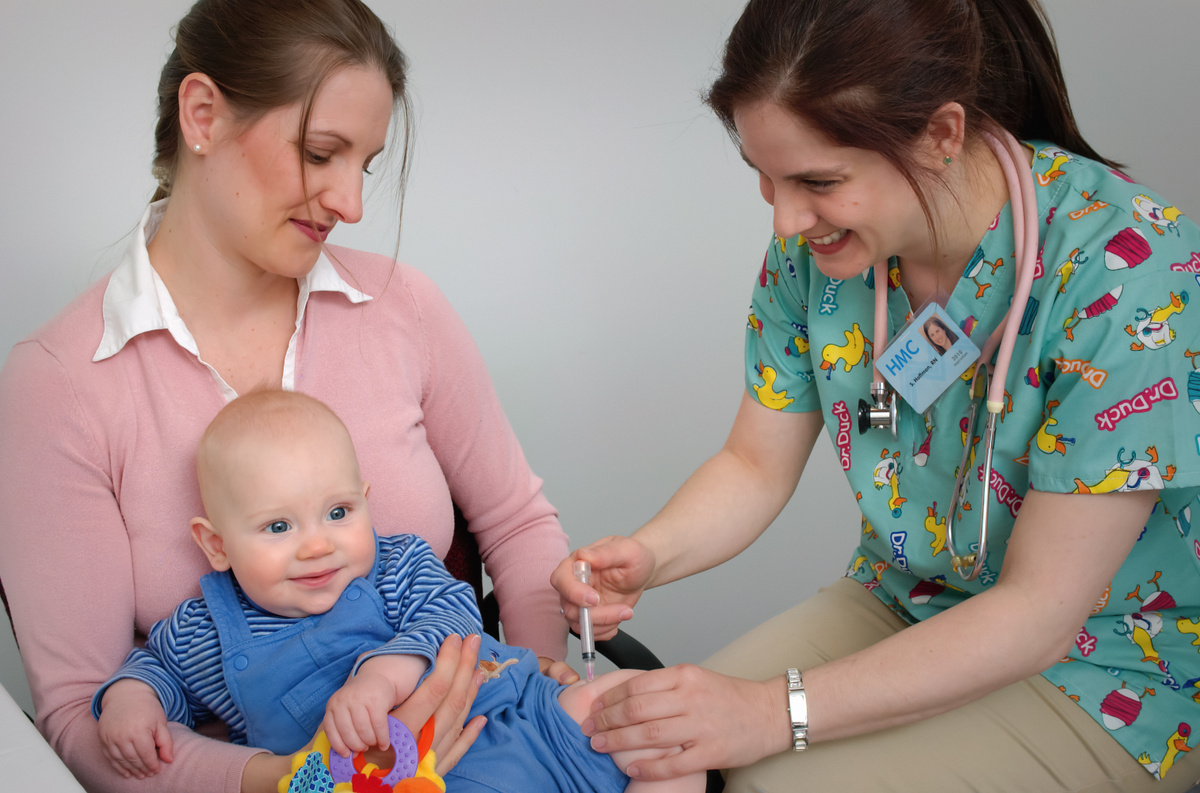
[478,653,520,681]
[1100,683,1155,730]
[924,503,947,557]
[873,450,906,517]
[1116,572,1177,670]
[1117,612,1167,670]
[1126,291,1189,351]
[1063,285,1123,342]
[1073,446,1176,494]
[747,311,764,338]
[820,323,871,380]
[1035,145,1073,185]
[1137,723,1192,780]
[962,248,999,299]
[1132,194,1183,237]
[1176,615,1200,652]
[760,255,781,288]
[912,414,933,467]
[1053,248,1088,294]
[785,333,810,357]
[1034,399,1075,456]
[751,362,795,410]
[1185,349,1200,414]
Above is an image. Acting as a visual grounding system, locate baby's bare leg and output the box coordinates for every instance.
[559,670,706,793]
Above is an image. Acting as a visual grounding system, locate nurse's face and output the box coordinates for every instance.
[734,101,931,280]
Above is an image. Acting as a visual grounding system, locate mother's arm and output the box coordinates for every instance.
[583,488,1156,779]
[0,342,259,793]
[408,270,569,658]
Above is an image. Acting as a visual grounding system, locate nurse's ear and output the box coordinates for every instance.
[191,516,231,572]
[921,101,967,169]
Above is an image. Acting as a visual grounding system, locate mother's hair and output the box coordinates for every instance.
[705,0,1119,235]
[151,0,411,204]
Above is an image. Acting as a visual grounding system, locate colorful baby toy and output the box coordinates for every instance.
[278,716,444,793]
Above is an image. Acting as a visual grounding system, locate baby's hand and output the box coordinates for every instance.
[322,654,428,758]
[97,679,174,779]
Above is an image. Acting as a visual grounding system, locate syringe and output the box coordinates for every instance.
[573,560,596,682]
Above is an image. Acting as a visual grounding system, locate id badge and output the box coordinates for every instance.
[878,303,979,414]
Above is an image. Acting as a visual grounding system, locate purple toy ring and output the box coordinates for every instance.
[328,715,419,786]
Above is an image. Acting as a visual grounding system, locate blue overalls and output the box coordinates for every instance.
[200,570,396,755]
[445,634,629,793]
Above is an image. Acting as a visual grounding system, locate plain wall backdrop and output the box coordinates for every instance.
[1,1,1197,719]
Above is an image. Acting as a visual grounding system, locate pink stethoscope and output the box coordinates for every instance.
[858,129,1039,581]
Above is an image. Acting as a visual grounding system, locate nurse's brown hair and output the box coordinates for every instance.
[706,0,1118,232]
[150,0,411,212]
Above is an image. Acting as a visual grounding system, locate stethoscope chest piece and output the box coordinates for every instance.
[858,381,898,438]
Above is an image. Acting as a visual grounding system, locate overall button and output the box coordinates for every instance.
[233,655,249,671]
[346,587,362,601]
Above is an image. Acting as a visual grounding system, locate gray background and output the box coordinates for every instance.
[2,1,1197,716]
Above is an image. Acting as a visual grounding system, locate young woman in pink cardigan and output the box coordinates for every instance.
[0,1,572,791]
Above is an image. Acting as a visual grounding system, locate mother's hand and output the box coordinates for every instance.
[581,664,790,780]
[389,633,487,775]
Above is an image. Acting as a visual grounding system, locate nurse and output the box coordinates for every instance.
[554,0,1200,790]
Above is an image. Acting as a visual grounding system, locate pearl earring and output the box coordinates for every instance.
[943,155,953,165]
[193,143,202,153]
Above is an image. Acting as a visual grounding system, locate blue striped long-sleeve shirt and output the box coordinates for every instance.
[91,533,482,745]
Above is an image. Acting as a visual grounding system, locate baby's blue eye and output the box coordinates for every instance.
[328,506,347,521]
[266,521,291,535]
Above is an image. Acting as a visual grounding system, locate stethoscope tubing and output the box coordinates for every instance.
[867,129,1039,581]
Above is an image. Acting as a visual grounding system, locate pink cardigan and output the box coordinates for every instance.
[0,244,569,793]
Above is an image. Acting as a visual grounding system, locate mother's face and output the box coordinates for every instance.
[195,65,394,280]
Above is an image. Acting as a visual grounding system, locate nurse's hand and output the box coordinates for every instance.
[580,664,789,780]
[389,633,488,775]
[552,536,653,641]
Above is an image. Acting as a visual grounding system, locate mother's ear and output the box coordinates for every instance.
[191,516,231,571]
[177,72,229,155]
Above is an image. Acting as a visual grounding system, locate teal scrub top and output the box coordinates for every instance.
[746,140,1200,780]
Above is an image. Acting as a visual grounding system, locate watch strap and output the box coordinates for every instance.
[785,667,808,752]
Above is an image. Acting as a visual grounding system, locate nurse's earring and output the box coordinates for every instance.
[943,155,953,165]
[193,143,202,153]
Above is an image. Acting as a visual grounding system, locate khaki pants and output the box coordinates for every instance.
[702,578,1200,792]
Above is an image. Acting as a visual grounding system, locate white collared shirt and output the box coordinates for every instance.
[93,200,371,401]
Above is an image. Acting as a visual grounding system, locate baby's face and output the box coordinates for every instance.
[204,421,375,618]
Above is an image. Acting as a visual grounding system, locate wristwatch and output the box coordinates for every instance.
[785,667,808,752]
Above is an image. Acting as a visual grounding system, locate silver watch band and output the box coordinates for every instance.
[786,667,808,752]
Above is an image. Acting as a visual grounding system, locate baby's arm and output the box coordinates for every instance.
[96,678,175,779]
[559,670,707,793]
[322,653,431,758]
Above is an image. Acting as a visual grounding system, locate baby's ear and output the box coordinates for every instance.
[363,481,371,499]
[191,517,231,571]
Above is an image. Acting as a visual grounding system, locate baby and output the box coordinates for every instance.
[93,390,703,793]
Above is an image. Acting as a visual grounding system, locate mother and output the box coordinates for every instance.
[0,1,568,790]
[557,0,1200,790]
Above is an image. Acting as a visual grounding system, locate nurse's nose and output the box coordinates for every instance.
[771,188,819,243]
